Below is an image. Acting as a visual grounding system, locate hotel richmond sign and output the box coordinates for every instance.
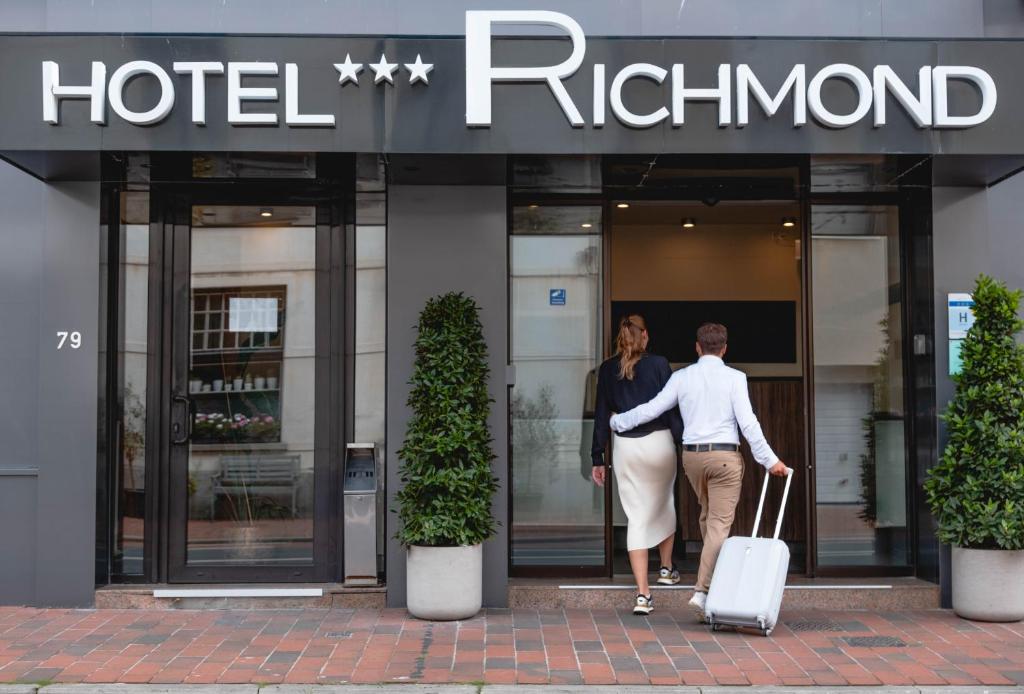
[463,12,995,130]
[0,10,1020,156]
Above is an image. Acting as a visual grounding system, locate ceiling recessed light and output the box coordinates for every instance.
[581,222,593,229]
[616,203,630,209]
[528,204,539,209]
[782,216,797,228]
[260,208,273,218]
[682,217,696,229]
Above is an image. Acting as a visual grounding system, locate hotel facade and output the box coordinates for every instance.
[2,0,1024,608]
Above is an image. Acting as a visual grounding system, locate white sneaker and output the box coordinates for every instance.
[687,591,707,622]
[656,565,681,585]
[633,593,653,616]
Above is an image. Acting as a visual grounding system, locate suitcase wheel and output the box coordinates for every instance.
[711,623,722,632]
[761,628,772,637]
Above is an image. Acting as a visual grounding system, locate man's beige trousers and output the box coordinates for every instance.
[682,450,744,593]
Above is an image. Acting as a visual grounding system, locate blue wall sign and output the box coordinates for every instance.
[948,293,974,375]
[549,288,566,306]
[947,293,975,339]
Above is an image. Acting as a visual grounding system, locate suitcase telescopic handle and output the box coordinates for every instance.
[751,467,794,540]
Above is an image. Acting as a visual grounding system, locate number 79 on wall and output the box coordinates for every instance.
[57,331,82,349]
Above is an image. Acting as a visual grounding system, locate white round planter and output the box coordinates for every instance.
[952,546,1024,622]
[406,543,482,620]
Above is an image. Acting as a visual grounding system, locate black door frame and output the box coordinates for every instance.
[507,154,933,580]
[506,183,809,579]
[603,195,811,577]
[144,158,352,583]
[805,182,932,579]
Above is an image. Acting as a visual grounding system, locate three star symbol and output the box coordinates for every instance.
[333,53,432,86]
[369,54,398,84]
[405,55,433,85]
[334,54,362,86]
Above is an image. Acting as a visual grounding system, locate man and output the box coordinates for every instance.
[610,322,788,621]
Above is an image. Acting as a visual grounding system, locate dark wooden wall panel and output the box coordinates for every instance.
[678,379,805,543]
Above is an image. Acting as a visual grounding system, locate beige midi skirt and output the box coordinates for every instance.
[612,429,678,551]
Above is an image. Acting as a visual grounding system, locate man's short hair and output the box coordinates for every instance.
[697,322,728,355]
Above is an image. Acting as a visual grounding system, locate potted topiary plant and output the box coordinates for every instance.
[396,292,499,620]
[925,274,1024,622]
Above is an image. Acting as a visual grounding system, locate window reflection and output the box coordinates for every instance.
[812,205,909,567]
[354,153,387,573]
[810,155,907,193]
[511,205,604,568]
[186,206,317,566]
[512,155,602,193]
[192,153,316,179]
[113,191,150,576]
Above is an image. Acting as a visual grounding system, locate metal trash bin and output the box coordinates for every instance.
[343,443,378,585]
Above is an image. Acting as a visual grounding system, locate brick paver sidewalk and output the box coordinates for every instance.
[0,608,1022,687]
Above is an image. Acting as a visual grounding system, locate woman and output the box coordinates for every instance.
[592,314,683,616]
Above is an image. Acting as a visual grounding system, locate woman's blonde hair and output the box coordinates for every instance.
[616,314,647,380]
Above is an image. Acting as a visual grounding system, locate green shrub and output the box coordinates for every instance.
[924,275,1024,550]
[395,292,499,547]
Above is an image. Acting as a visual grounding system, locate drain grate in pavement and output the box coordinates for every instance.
[844,635,907,647]
[786,619,844,632]
[325,631,353,639]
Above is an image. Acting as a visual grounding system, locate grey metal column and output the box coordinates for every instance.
[0,161,99,607]
[386,184,509,608]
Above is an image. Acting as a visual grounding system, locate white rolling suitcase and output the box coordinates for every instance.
[704,467,794,637]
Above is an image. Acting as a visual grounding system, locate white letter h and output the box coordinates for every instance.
[43,61,107,125]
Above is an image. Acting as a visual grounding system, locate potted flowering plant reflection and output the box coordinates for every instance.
[193,411,281,443]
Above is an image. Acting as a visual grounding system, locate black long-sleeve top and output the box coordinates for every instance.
[591,353,684,466]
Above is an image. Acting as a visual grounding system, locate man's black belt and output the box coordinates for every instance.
[683,443,740,452]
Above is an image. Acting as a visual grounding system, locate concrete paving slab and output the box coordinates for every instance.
[38,688,1020,693]
[699,690,921,694]
[0,686,38,694]
[42,687,258,694]
[482,689,1024,693]
[265,687,477,694]
[484,687,700,694]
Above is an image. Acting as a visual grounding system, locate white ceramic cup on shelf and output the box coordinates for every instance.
[213,379,224,391]
[254,377,266,390]
[267,377,279,390]
[233,378,243,391]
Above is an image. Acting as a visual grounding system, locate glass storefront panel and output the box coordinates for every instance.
[101,154,360,583]
[810,155,903,193]
[185,205,317,566]
[354,153,387,574]
[191,153,317,179]
[811,204,910,567]
[110,187,151,577]
[512,155,602,194]
[511,204,604,569]
[115,210,150,575]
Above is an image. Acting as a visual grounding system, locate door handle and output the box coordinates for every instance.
[172,393,192,445]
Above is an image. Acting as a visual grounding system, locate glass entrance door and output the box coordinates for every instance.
[810,204,911,570]
[608,200,808,575]
[166,194,341,582]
